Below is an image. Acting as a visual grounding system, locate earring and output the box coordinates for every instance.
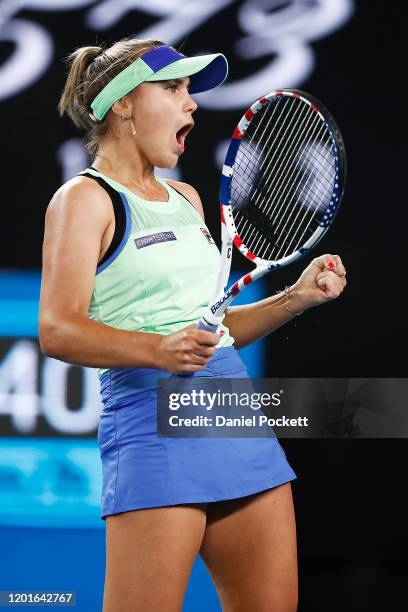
[121,112,136,136]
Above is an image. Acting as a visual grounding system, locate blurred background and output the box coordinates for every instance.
[0,1,406,610]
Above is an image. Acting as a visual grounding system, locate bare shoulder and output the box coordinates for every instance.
[163,178,205,221]
[46,174,113,228]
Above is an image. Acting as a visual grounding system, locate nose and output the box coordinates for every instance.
[185,91,198,113]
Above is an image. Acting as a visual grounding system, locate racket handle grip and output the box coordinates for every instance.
[196,318,219,334]
[178,318,218,378]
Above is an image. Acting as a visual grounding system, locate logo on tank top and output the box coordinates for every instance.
[134,231,177,249]
[200,227,215,245]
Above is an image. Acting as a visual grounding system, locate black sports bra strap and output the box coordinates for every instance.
[80,171,126,268]
[164,183,197,211]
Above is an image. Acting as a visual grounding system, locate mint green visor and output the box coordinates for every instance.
[89,45,228,122]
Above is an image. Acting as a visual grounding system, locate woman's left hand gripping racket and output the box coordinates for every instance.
[198,89,346,333]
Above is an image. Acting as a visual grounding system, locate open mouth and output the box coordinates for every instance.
[175,122,194,152]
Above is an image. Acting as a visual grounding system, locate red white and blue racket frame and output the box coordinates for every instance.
[197,89,346,333]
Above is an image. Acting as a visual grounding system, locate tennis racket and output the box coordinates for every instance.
[198,89,346,333]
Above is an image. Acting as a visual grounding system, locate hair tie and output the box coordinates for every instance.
[88,111,101,123]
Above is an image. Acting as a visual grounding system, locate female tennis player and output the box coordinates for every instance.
[39,37,346,612]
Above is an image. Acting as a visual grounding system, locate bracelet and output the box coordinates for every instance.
[284,286,303,316]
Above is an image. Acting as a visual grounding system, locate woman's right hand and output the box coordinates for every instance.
[157,324,220,374]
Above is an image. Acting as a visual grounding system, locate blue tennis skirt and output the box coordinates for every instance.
[97,347,297,520]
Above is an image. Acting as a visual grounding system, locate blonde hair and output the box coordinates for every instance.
[58,37,166,160]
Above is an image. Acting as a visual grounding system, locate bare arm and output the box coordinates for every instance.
[223,292,299,350]
[164,186,347,349]
[164,183,299,348]
[39,178,218,373]
[224,255,347,349]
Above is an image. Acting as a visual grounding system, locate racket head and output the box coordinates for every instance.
[219,89,346,269]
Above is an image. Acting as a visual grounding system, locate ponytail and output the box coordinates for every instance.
[58,38,165,160]
[58,46,103,130]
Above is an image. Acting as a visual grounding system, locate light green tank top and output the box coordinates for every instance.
[79,167,234,378]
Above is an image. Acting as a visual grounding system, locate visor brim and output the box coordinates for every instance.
[145,53,228,94]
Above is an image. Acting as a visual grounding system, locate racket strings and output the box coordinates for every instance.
[233,97,301,250]
[230,96,338,262]
[267,124,332,249]
[259,110,323,221]
[275,135,336,259]
[274,135,336,260]
[249,104,324,257]
[230,97,289,214]
[233,99,319,258]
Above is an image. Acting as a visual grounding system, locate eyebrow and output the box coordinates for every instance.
[166,77,191,87]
